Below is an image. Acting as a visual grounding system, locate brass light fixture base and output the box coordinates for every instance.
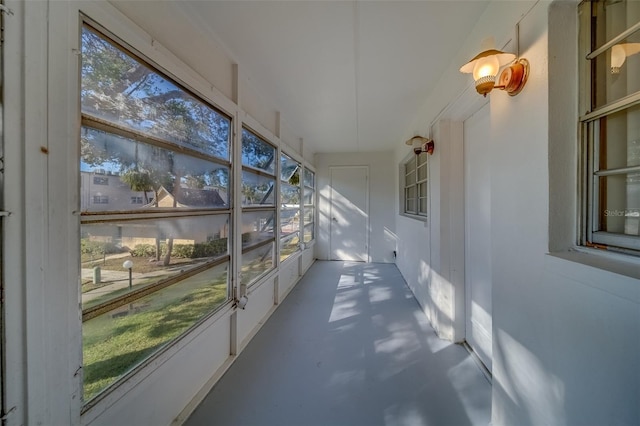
[475,77,496,97]
[497,58,530,96]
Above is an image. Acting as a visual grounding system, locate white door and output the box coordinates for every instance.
[464,103,493,372]
[329,166,368,261]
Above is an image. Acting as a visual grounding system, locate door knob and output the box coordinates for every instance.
[332,217,338,222]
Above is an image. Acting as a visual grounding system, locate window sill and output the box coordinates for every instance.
[546,248,640,302]
[400,212,428,223]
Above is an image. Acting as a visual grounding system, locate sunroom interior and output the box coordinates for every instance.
[2,0,640,425]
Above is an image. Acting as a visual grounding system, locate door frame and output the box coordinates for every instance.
[427,80,489,343]
[462,102,493,373]
[328,165,370,262]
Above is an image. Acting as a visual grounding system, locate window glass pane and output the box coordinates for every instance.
[303,189,314,206]
[592,0,640,52]
[83,261,228,401]
[406,199,415,213]
[419,198,428,214]
[405,158,416,174]
[406,185,416,201]
[597,173,640,235]
[280,233,300,261]
[81,26,230,160]
[303,223,314,243]
[303,169,315,188]
[281,154,300,183]
[280,154,301,260]
[417,164,428,182]
[303,207,315,225]
[242,171,275,206]
[418,182,427,198]
[405,185,416,213]
[405,170,415,186]
[242,129,275,174]
[592,32,640,109]
[81,215,229,309]
[590,2,640,109]
[595,104,640,170]
[241,243,274,286]
[281,208,300,235]
[281,182,301,205]
[242,211,275,249]
[81,127,229,212]
[417,152,428,166]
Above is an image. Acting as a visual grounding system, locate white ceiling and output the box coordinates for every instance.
[180,1,490,155]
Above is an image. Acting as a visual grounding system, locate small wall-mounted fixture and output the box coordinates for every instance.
[405,136,435,155]
[611,43,640,74]
[460,49,529,97]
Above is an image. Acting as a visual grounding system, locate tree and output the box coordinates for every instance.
[80,26,232,266]
[120,169,154,204]
[81,27,230,160]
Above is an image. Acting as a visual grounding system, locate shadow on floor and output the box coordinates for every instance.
[186,261,491,426]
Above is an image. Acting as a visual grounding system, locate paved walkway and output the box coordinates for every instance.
[186,261,491,426]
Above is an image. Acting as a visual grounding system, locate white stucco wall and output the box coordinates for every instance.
[315,151,397,263]
[395,1,640,425]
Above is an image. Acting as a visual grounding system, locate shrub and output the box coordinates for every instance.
[171,244,194,259]
[81,239,121,256]
[130,244,157,258]
[130,239,228,259]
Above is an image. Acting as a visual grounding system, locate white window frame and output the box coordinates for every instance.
[240,126,277,287]
[580,1,640,255]
[401,152,429,219]
[79,18,234,406]
[279,151,302,262]
[302,166,316,246]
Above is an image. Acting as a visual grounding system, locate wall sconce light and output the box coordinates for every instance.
[611,43,640,74]
[405,136,435,155]
[460,49,529,97]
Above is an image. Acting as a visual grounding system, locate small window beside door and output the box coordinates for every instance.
[402,152,428,217]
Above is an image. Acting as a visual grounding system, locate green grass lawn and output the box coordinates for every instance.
[82,244,301,402]
[280,235,300,262]
[82,265,228,402]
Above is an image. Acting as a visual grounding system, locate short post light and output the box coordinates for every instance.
[123,260,134,290]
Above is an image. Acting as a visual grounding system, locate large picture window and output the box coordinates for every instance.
[241,128,276,286]
[403,152,428,216]
[280,154,301,261]
[580,0,640,254]
[80,24,232,402]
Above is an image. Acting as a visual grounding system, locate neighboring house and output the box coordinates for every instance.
[85,185,230,249]
[142,185,227,208]
[80,170,154,212]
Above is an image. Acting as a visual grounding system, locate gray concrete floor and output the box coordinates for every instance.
[185,261,491,426]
